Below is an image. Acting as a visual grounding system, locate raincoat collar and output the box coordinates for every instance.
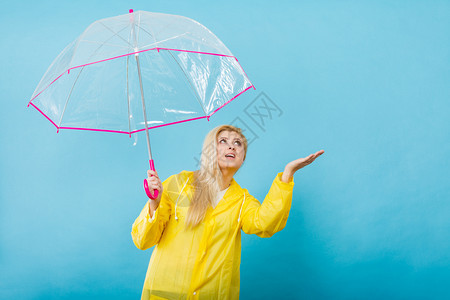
[182,170,244,199]
[225,177,243,199]
[181,170,245,213]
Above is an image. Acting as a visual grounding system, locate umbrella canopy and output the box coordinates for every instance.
[28,10,254,135]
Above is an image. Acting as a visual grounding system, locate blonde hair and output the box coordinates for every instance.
[185,125,248,229]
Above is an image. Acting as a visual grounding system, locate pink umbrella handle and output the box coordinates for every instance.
[144,159,159,200]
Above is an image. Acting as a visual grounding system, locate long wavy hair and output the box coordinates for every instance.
[185,125,248,229]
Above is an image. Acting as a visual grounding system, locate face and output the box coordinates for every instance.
[216,130,246,173]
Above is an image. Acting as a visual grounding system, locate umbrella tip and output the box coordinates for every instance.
[129,9,134,13]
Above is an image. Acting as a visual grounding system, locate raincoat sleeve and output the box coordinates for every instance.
[131,175,175,250]
[241,172,294,238]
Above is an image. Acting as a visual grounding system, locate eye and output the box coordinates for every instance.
[234,140,242,146]
[219,138,226,143]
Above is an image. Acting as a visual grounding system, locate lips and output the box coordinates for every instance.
[225,153,236,158]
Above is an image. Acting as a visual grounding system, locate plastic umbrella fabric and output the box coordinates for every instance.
[28,10,254,198]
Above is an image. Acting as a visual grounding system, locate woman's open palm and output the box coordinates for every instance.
[286,150,325,173]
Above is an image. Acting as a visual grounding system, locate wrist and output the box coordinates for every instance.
[148,199,160,217]
[281,169,294,183]
[150,198,160,207]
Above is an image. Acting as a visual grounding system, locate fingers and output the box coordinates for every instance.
[304,157,314,165]
[146,170,162,193]
[315,149,325,156]
[299,150,325,165]
[286,149,325,173]
[310,150,325,160]
[305,153,315,162]
[146,177,161,193]
[147,170,159,179]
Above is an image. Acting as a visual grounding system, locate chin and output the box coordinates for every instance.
[219,162,242,171]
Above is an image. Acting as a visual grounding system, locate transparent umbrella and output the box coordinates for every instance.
[28,9,254,198]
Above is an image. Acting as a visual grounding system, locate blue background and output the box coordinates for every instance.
[1,0,449,299]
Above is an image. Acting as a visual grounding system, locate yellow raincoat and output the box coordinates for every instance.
[131,170,294,299]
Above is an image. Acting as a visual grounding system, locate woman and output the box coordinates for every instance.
[132,124,324,299]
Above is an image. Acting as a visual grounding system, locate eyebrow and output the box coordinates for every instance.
[218,136,242,141]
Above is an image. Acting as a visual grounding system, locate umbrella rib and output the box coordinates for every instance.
[98,21,134,48]
[72,24,133,70]
[166,50,207,117]
[126,24,135,136]
[135,23,156,44]
[139,32,188,51]
[134,12,158,47]
[67,22,131,70]
[58,67,85,128]
[136,12,156,47]
[150,18,179,43]
[79,39,130,50]
[136,13,141,46]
